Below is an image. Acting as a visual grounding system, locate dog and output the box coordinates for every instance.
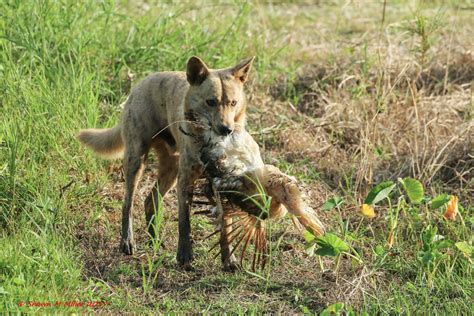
[77,56,255,269]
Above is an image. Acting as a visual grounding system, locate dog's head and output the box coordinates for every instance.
[185,56,255,136]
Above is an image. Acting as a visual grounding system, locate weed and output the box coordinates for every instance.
[141,184,165,296]
[404,11,445,69]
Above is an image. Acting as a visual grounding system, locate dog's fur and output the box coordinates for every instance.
[77,56,255,269]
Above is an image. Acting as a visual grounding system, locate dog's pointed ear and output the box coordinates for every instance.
[231,56,255,84]
[187,56,209,85]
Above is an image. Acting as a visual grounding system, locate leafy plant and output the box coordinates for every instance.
[430,194,450,210]
[320,302,359,316]
[364,181,396,205]
[399,177,424,204]
[322,196,344,211]
[305,231,354,271]
[404,12,444,67]
[416,225,455,288]
[314,233,349,257]
[359,178,429,249]
[418,226,453,267]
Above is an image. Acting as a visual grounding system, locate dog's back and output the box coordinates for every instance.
[77,71,188,158]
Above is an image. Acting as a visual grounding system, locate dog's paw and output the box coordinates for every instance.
[120,237,136,255]
[223,255,241,272]
[176,240,193,270]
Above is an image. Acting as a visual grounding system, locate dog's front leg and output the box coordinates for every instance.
[220,216,239,271]
[176,156,202,270]
[212,183,239,271]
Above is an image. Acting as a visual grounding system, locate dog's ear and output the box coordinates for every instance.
[231,56,255,84]
[187,56,209,85]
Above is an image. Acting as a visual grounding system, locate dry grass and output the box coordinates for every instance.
[249,2,473,204]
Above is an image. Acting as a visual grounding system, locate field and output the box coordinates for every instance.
[1,0,473,313]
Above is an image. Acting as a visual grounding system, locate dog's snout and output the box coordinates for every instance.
[217,124,233,136]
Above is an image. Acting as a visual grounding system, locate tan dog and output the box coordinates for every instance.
[77,56,255,269]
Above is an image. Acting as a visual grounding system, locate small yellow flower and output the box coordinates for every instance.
[361,204,375,218]
[444,195,458,220]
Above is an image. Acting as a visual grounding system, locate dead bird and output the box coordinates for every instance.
[198,127,326,271]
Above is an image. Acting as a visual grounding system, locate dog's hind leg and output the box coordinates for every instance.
[120,146,147,255]
[145,139,178,239]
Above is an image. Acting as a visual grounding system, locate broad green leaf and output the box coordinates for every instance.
[315,233,349,257]
[0,287,7,295]
[364,181,396,205]
[420,251,435,266]
[433,239,453,250]
[455,242,473,258]
[303,230,316,243]
[321,196,344,211]
[315,246,338,257]
[422,226,437,249]
[299,305,311,314]
[431,194,450,209]
[400,177,424,204]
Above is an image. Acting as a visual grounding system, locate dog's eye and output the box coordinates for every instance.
[206,99,218,107]
[230,100,237,107]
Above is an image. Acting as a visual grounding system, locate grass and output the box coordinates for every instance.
[1,0,473,313]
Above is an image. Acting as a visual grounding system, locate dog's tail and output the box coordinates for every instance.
[77,125,124,159]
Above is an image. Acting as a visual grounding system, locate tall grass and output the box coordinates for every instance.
[0,0,283,311]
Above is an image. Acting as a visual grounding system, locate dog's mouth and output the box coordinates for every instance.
[210,125,230,138]
[191,113,232,138]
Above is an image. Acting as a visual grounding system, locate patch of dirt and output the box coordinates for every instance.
[75,158,371,312]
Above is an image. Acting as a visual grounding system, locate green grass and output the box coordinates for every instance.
[1,0,472,313]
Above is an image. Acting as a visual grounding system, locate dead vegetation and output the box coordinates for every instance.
[255,8,473,202]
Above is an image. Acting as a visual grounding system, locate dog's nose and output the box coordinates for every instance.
[217,124,233,136]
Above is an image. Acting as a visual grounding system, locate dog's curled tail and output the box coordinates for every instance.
[77,125,124,159]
